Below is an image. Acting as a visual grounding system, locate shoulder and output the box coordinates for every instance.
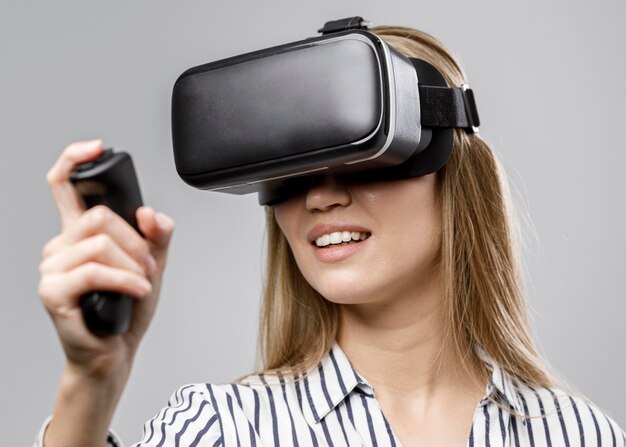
[135,376,298,446]
[133,383,222,446]
[512,382,625,447]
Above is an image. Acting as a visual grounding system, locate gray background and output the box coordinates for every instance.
[1,0,624,445]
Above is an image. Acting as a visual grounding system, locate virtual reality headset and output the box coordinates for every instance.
[171,17,480,205]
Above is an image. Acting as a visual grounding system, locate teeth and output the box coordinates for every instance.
[315,231,369,247]
[318,234,330,246]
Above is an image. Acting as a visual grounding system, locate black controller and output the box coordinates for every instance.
[70,148,144,336]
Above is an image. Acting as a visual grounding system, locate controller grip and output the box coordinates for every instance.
[80,292,133,335]
[71,149,144,337]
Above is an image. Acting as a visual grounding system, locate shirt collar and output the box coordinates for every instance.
[303,342,527,424]
[474,346,527,417]
[301,342,374,424]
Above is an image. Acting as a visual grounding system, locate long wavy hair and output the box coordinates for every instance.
[256,25,555,392]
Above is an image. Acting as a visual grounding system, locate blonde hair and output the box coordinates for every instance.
[256,26,555,391]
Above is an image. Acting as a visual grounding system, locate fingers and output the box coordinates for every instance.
[39,233,151,278]
[39,263,152,313]
[48,205,155,273]
[136,206,175,262]
[47,140,104,229]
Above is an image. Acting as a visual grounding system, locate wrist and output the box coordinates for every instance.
[65,343,135,382]
[45,364,129,447]
[60,364,129,396]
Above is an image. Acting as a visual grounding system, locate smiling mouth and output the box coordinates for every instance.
[313,231,371,248]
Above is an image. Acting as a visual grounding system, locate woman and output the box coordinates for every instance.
[36,26,624,446]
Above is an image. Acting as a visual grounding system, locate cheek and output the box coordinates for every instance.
[273,200,314,273]
[273,201,299,243]
[370,178,442,265]
[362,178,439,228]
[388,205,441,269]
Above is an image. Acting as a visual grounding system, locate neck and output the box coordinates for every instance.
[336,272,485,406]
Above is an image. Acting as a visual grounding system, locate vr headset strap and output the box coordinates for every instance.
[418,85,480,133]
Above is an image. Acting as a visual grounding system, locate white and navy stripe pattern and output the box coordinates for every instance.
[35,343,625,446]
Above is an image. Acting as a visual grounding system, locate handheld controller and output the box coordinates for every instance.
[70,148,144,336]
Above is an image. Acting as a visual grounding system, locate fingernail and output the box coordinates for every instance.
[145,254,157,275]
[155,212,172,230]
[137,278,152,296]
[78,139,103,155]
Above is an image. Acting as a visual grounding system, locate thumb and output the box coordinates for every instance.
[136,206,175,258]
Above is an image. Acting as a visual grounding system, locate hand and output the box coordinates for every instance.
[38,139,175,380]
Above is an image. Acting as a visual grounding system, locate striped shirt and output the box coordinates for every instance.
[35,343,625,446]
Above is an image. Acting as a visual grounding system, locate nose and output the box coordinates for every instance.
[305,175,352,212]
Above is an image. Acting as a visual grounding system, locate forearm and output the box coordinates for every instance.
[44,364,129,447]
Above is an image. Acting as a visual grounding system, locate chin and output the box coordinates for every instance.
[307,272,384,306]
[318,291,369,306]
